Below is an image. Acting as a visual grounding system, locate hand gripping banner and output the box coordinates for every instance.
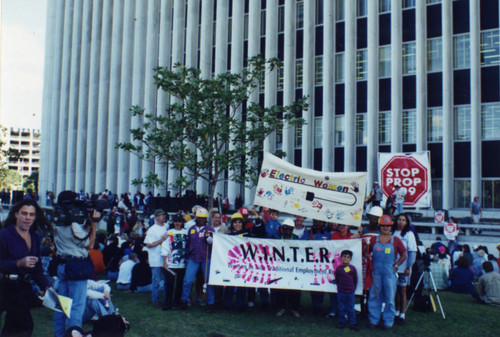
[209,233,363,295]
[254,152,367,227]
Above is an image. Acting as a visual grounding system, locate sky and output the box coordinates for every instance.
[1,0,47,130]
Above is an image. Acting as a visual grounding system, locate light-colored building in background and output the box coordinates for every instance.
[5,127,41,178]
[40,0,500,215]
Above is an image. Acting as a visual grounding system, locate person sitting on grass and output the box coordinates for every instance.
[116,253,138,291]
[472,261,500,306]
[335,250,359,331]
[449,256,474,294]
[130,251,152,293]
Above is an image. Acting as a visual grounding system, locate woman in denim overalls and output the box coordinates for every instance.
[367,215,406,330]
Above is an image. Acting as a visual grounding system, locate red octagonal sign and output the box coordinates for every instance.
[381,155,429,206]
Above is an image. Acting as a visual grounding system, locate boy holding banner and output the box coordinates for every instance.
[335,250,359,331]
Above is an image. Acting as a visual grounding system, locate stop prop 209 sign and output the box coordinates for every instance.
[379,153,432,207]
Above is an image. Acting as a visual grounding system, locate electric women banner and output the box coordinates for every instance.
[209,233,363,295]
[254,152,367,227]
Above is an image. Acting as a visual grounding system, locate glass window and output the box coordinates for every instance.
[314,117,322,148]
[481,103,500,140]
[403,109,416,143]
[278,6,285,33]
[379,111,391,144]
[432,179,443,209]
[427,0,441,4]
[357,49,368,80]
[297,1,304,29]
[480,29,500,66]
[228,18,232,43]
[427,38,442,72]
[316,0,324,25]
[335,115,345,146]
[244,14,249,40]
[357,0,367,17]
[261,11,266,36]
[379,0,391,13]
[402,0,416,9]
[315,56,323,86]
[336,53,345,82]
[379,46,391,78]
[427,107,443,142]
[276,120,283,149]
[277,64,284,91]
[453,34,470,69]
[336,0,344,21]
[403,42,416,75]
[296,59,303,88]
[296,124,303,148]
[483,180,500,209]
[259,70,265,93]
[454,105,471,140]
[356,114,367,145]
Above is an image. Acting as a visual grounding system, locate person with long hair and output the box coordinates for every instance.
[393,213,417,325]
[0,199,51,336]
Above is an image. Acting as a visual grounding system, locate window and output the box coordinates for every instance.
[427,107,443,142]
[403,42,416,75]
[402,0,416,9]
[454,105,471,140]
[314,117,322,148]
[379,0,390,13]
[403,109,416,143]
[356,114,367,145]
[481,104,500,140]
[278,5,285,33]
[296,124,303,148]
[454,34,470,69]
[315,56,323,85]
[296,60,303,88]
[427,0,441,4]
[335,115,345,146]
[261,11,266,36]
[297,1,304,29]
[316,0,324,25]
[432,179,443,209]
[483,180,500,209]
[379,46,391,78]
[276,120,283,149]
[357,0,367,17]
[336,0,344,21]
[480,29,500,66]
[244,14,249,40]
[357,49,368,80]
[427,38,442,72]
[336,53,345,82]
[379,111,391,144]
[277,64,284,90]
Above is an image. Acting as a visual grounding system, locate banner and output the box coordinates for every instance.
[378,152,432,208]
[254,152,367,227]
[209,233,363,295]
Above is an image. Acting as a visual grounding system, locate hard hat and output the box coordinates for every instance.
[282,218,295,228]
[196,208,208,218]
[367,206,383,218]
[238,207,250,216]
[378,215,393,226]
[231,212,244,221]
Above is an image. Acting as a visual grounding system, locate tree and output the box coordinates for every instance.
[117,56,308,210]
[23,170,39,193]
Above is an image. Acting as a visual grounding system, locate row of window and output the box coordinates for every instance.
[438,179,500,209]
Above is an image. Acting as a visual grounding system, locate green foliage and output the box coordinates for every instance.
[0,125,24,190]
[117,56,307,202]
[23,170,39,192]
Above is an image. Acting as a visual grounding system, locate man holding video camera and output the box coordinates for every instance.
[52,191,103,337]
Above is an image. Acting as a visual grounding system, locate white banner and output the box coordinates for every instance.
[209,233,363,295]
[253,152,367,227]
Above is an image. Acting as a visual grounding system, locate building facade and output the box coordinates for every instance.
[40,0,500,213]
[6,127,41,179]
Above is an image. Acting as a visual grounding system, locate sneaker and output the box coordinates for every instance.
[396,317,406,325]
[291,310,301,318]
[326,312,337,318]
[349,324,360,332]
[276,308,286,317]
[337,322,346,330]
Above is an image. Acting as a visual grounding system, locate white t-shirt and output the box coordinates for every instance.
[161,228,188,269]
[144,223,167,267]
[293,226,306,239]
[394,229,417,272]
[117,259,136,284]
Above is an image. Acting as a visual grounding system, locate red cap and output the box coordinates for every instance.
[238,207,250,216]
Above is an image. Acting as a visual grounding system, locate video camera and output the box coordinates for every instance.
[53,190,108,226]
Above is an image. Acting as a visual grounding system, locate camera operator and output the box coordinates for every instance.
[53,191,102,337]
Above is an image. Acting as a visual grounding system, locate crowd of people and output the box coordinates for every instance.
[1,189,499,336]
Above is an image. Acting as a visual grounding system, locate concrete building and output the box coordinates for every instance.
[40,0,500,215]
[5,127,41,179]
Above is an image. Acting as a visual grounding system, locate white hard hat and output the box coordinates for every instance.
[367,206,383,218]
[282,218,295,228]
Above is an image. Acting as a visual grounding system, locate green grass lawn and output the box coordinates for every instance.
[30,288,498,337]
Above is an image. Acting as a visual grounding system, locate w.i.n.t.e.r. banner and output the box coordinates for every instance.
[254,152,367,227]
[209,233,363,295]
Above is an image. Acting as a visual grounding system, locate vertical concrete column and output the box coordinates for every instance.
[86,0,104,194]
[344,0,356,171]
[116,0,136,195]
[142,0,161,194]
[302,0,315,169]
[75,0,93,193]
[470,0,481,200]
[129,0,148,193]
[442,0,454,209]
[228,0,245,202]
[106,0,125,192]
[155,0,173,196]
[56,0,75,193]
[390,0,402,153]
[283,0,296,165]
[416,0,427,152]
[367,0,379,187]
[322,0,335,172]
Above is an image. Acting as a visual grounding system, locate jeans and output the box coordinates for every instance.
[117,283,131,291]
[151,267,167,304]
[165,268,186,308]
[54,264,88,337]
[368,270,397,327]
[181,259,214,305]
[337,292,356,325]
[395,202,404,216]
[136,284,152,293]
[82,298,114,322]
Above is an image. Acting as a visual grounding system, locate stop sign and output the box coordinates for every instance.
[380,155,429,206]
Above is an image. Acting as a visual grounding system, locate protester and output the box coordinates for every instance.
[130,251,152,293]
[427,247,451,290]
[330,224,360,240]
[472,249,488,279]
[116,253,138,291]
[367,215,407,330]
[470,195,482,231]
[265,209,281,238]
[83,280,114,322]
[335,250,359,331]
[293,215,307,239]
[450,256,474,294]
[472,261,500,306]
[209,210,229,234]
[392,185,407,216]
[306,219,328,315]
[0,199,51,337]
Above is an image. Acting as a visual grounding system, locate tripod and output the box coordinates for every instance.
[406,268,446,319]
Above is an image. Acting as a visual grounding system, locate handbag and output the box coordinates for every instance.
[65,258,94,280]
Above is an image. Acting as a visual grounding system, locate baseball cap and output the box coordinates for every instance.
[154,209,165,217]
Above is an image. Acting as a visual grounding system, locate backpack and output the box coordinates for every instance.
[412,294,433,313]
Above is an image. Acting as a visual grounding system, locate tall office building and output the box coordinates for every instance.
[40,0,500,213]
